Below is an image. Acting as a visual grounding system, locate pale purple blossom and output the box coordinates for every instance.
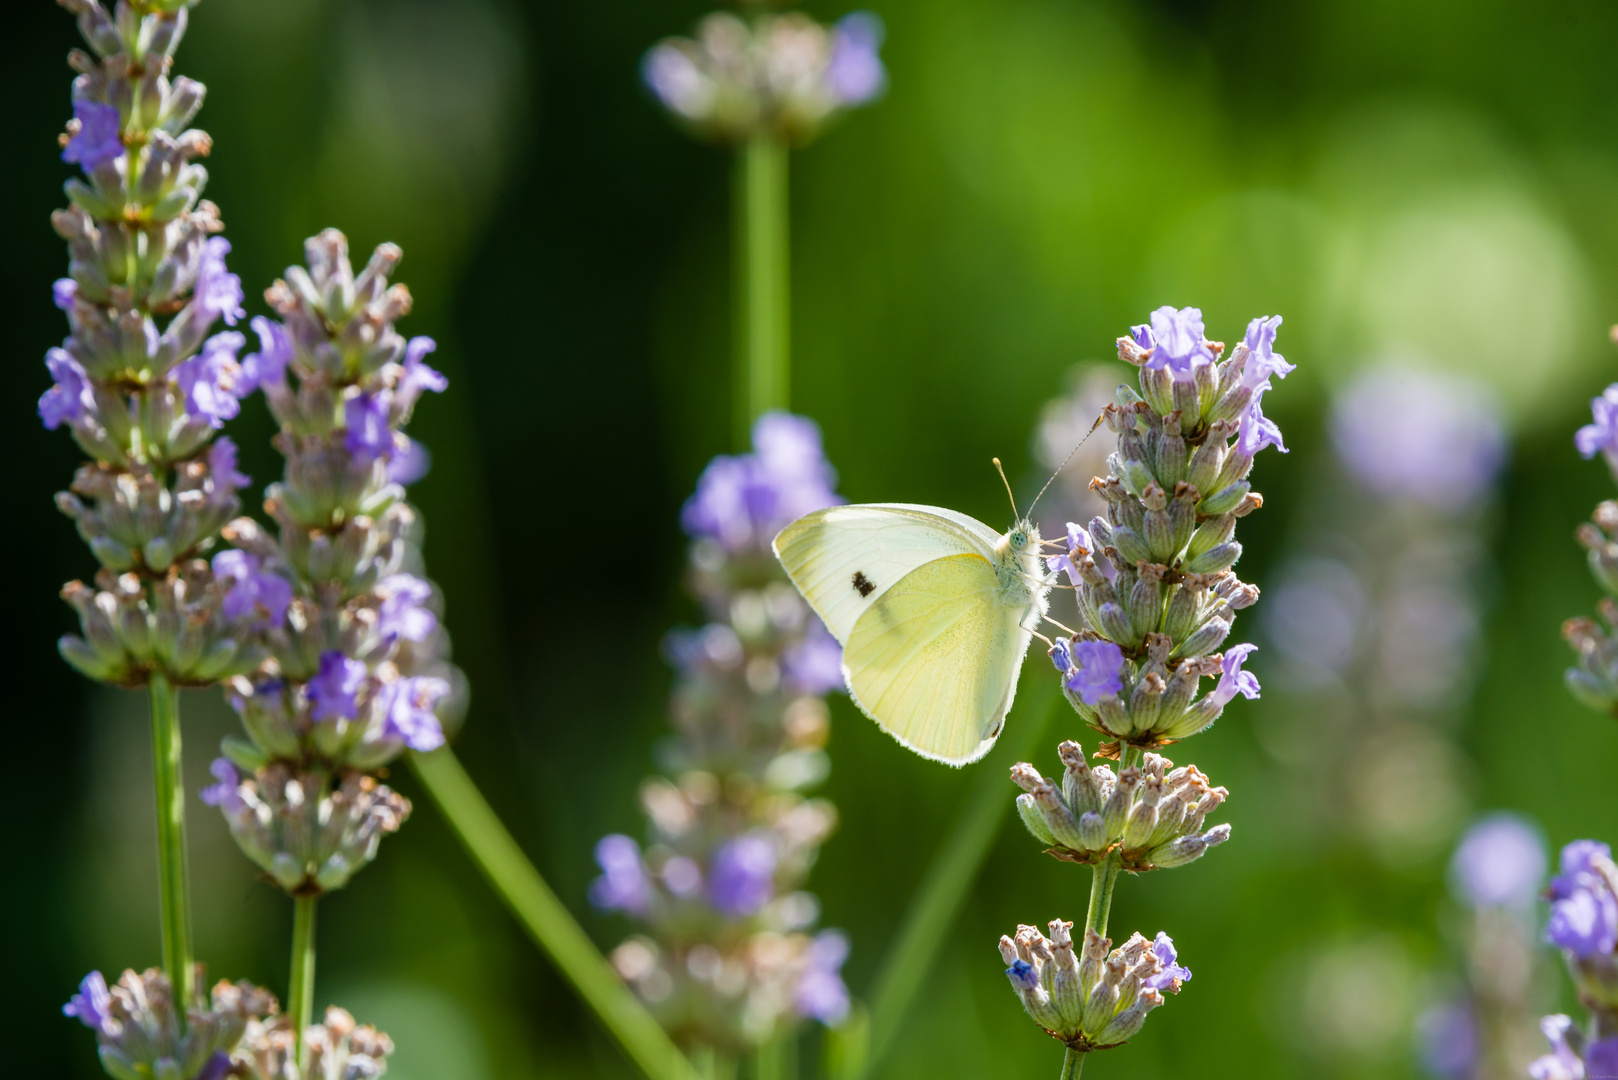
[62,971,113,1033]
[1045,522,1092,587]
[709,835,777,916]
[62,101,122,170]
[1332,369,1507,511]
[1208,643,1261,708]
[1589,1038,1618,1079]
[199,758,244,813]
[396,336,447,411]
[194,237,245,327]
[663,856,703,898]
[208,437,251,491]
[1545,840,1618,959]
[795,930,851,1025]
[1050,638,1125,704]
[1237,316,1295,389]
[389,437,431,486]
[212,550,291,628]
[375,575,436,644]
[1237,394,1287,456]
[376,676,448,751]
[1417,999,1479,1080]
[344,392,393,464]
[1450,813,1546,909]
[589,834,653,915]
[172,332,245,428]
[38,348,93,430]
[1140,306,1214,380]
[1576,383,1618,474]
[781,619,845,696]
[825,13,886,105]
[682,411,842,552]
[240,316,291,393]
[307,650,366,721]
[1530,1015,1587,1080]
[53,278,77,311]
[1142,932,1191,992]
[642,44,710,119]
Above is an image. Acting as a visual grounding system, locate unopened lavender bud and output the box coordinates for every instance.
[1097,601,1137,646]
[1184,540,1242,575]
[1103,767,1140,839]
[1017,795,1059,846]
[1198,479,1251,516]
[1171,378,1200,429]
[1186,513,1235,560]
[1176,615,1231,659]
[1058,740,1103,815]
[1126,672,1166,736]
[1080,970,1120,1036]
[1127,565,1165,637]
[1093,986,1163,1044]
[1123,778,1162,849]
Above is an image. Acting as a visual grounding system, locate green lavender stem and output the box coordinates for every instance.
[856,682,1059,1080]
[1060,1047,1085,1079]
[409,747,701,1080]
[288,894,318,1061]
[734,132,790,446]
[148,672,192,1012]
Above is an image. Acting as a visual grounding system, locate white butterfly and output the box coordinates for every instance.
[773,497,1051,766]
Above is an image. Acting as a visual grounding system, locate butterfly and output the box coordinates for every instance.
[773,459,1065,766]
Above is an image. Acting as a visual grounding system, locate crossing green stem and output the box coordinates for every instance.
[148,672,192,1012]
[733,131,790,447]
[288,894,318,1063]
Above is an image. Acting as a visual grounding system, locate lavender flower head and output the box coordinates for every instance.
[1333,368,1507,511]
[1049,638,1124,705]
[1450,813,1546,910]
[63,972,113,1033]
[591,835,654,916]
[63,967,274,1080]
[62,100,123,170]
[683,411,843,554]
[709,835,778,917]
[1139,306,1216,381]
[1545,840,1618,959]
[795,930,851,1024]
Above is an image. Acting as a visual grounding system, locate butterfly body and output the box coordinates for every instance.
[773,503,1050,765]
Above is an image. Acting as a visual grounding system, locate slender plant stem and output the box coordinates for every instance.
[856,682,1060,1080]
[409,747,702,1080]
[288,894,318,1062]
[752,1031,796,1080]
[147,672,192,1012]
[1085,857,1121,941]
[733,131,790,447]
[1060,1046,1086,1079]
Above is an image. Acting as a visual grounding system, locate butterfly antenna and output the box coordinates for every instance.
[992,458,1020,520]
[1027,409,1107,517]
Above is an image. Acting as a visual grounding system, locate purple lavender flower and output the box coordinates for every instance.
[208,436,251,491]
[1237,316,1295,389]
[53,278,77,311]
[1450,813,1546,909]
[375,575,436,644]
[795,930,851,1025]
[389,437,432,486]
[377,676,448,751]
[1051,639,1124,704]
[781,619,845,696]
[589,834,653,915]
[1005,959,1040,992]
[825,13,886,105]
[1332,369,1507,511]
[194,237,245,327]
[344,392,393,464]
[1208,643,1261,708]
[709,835,777,917]
[1545,840,1618,959]
[1588,1037,1618,1079]
[1045,522,1093,587]
[682,411,842,552]
[396,337,448,411]
[1142,932,1191,992]
[642,44,710,119]
[199,758,244,813]
[662,856,703,898]
[173,332,246,428]
[38,349,93,430]
[1129,323,1152,349]
[1529,1015,1586,1080]
[240,315,291,393]
[212,550,291,628]
[1417,999,1479,1080]
[1141,306,1214,380]
[307,650,367,721]
[1576,383,1618,472]
[194,1053,232,1080]
[1237,394,1287,456]
[62,971,113,1033]
[61,100,122,170]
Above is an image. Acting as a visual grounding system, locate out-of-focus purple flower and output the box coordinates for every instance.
[375,574,436,644]
[396,336,447,411]
[1332,368,1507,511]
[1208,643,1261,708]
[63,971,113,1033]
[307,650,366,721]
[240,316,291,393]
[193,1053,232,1080]
[1051,638,1124,704]
[662,856,703,898]
[1576,383,1618,473]
[709,834,777,917]
[208,436,251,492]
[1450,813,1546,909]
[642,43,712,120]
[212,550,291,628]
[1417,999,1479,1080]
[54,278,78,311]
[1237,393,1287,456]
[1588,1037,1618,1079]
[62,101,122,170]
[389,437,431,486]
[173,332,245,428]
[682,411,843,552]
[1529,1015,1586,1080]
[665,624,745,674]
[825,13,886,105]
[589,834,653,915]
[1545,840,1618,959]
[1005,959,1040,992]
[1238,316,1295,389]
[1141,306,1214,380]
[344,392,393,464]
[1142,932,1191,992]
[194,237,245,327]
[376,676,448,751]
[199,758,244,813]
[39,348,93,430]
[781,618,845,696]
[795,929,851,1025]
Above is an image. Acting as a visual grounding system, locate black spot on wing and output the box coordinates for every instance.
[852,571,875,597]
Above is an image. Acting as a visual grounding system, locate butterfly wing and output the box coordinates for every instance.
[843,553,1033,765]
[773,503,1000,643]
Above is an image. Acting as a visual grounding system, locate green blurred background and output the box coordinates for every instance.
[8,0,1618,1076]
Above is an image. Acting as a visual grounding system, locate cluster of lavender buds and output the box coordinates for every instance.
[44,0,259,687]
[232,1008,395,1080]
[1005,308,1290,1058]
[198,229,460,896]
[64,968,275,1080]
[642,9,885,145]
[998,921,1191,1051]
[592,413,852,1053]
[1011,742,1230,871]
[1528,840,1618,1079]
[1564,380,1618,715]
